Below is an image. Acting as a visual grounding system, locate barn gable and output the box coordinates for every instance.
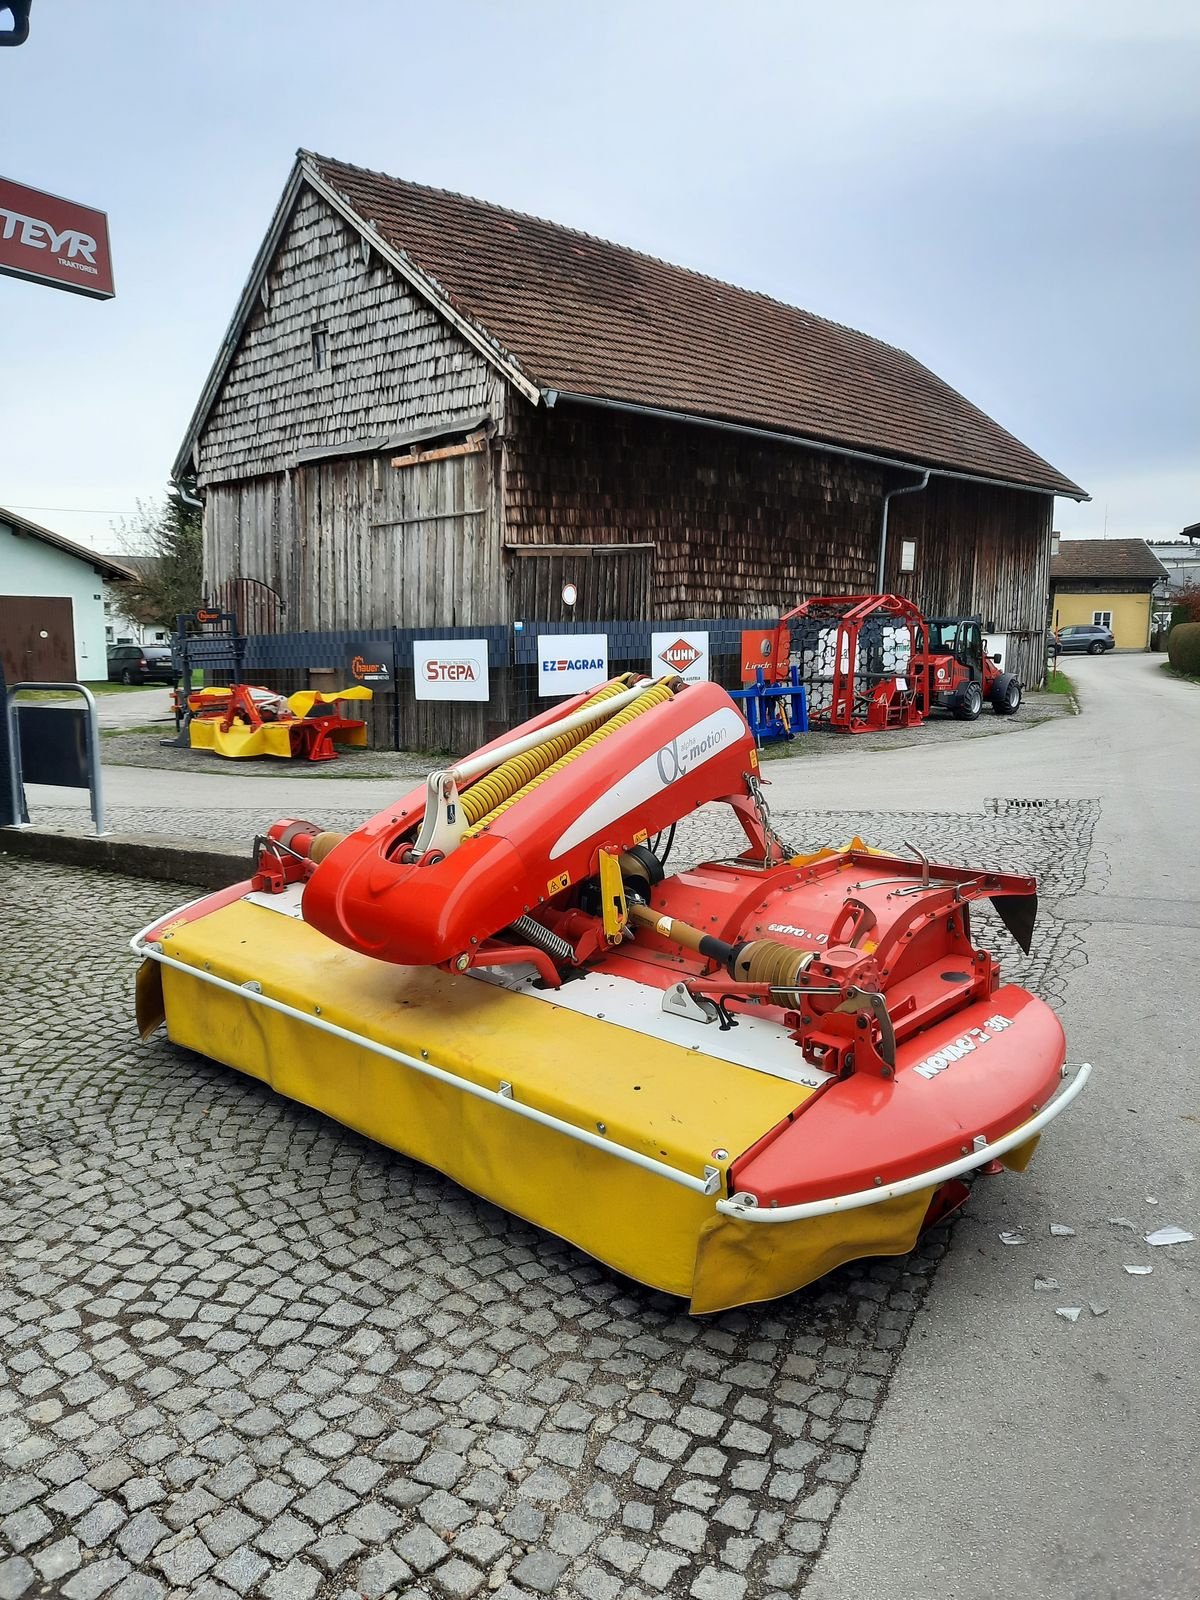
[193,184,507,487]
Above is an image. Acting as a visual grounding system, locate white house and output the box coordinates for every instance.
[0,506,135,684]
[95,554,170,647]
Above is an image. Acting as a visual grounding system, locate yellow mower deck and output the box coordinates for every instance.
[140,898,938,1311]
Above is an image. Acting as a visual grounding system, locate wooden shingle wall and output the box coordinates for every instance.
[196,186,499,486]
[501,405,886,617]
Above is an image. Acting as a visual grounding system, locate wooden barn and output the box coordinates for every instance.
[175,149,1086,698]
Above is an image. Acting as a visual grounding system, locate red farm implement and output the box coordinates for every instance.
[763,595,1023,733]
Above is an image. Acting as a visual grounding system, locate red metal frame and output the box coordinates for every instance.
[772,594,930,733]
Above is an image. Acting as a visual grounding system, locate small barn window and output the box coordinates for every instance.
[311,326,329,372]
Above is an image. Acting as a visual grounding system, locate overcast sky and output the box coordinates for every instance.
[1,0,1196,551]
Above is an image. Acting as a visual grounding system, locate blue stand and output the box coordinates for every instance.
[729,667,808,744]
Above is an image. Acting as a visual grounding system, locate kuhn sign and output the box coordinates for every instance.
[0,176,114,300]
[413,640,490,702]
[651,630,708,685]
[537,634,608,698]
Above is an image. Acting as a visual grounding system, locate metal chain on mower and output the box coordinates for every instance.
[745,771,791,865]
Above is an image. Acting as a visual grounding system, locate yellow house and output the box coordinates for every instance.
[1049,538,1168,650]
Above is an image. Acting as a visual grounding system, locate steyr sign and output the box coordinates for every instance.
[0,175,114,300]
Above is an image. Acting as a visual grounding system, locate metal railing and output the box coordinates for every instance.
[4,681,106,835]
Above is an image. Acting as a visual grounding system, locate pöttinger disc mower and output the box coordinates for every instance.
[133,670,1084,1311]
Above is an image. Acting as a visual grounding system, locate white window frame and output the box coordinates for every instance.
[1092,610,1112,627]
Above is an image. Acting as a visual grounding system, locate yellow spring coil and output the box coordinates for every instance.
[463,679,676,839]
[458,678,633,828]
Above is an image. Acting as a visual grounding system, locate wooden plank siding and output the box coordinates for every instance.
[204,446,504,630]
[885,477,1053,685]
[505,546,654,623]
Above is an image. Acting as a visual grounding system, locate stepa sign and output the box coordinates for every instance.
[0,175,115,300]
[414,640,490,701]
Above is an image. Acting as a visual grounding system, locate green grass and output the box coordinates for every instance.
[12,673,193,700]
[1043,669,1075,695]
[758,736,815,761]
[100,723,168,740]
[1159,661,1200,686]
[11,679,165,700]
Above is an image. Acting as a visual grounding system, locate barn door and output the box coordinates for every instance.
[0,595,75,683]
[505,546,654,622]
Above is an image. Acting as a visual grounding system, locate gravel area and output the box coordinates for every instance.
[97,690,1074,779]
[0,795,1097,1600]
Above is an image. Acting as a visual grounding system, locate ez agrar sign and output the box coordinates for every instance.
[0,175,115,300]
[537,634,608,698]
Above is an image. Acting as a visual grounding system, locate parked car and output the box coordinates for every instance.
[1055,623,1116,656]
[106,643,176,684]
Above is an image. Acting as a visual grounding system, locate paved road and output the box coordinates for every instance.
[804,653,1199,1600]
[93,688,175,733]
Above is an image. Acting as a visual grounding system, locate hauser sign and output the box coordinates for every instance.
[651,630,708,685]
[413,640,490,701]
[537,634,608,698]
[346,645,392,687]
[0,176,114,300]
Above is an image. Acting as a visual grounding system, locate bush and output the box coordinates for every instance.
[1167,622,1200,676]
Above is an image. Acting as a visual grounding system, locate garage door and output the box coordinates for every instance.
[0,595,75,684]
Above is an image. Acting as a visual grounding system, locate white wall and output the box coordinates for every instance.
[102,581,169,646]
[0,522,111,677]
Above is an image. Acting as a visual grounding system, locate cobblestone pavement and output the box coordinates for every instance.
[0,798,1097,1600]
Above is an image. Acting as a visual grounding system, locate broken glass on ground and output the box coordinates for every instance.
[1055,1307,1081,1322]
[999,1230,1026,1246]
[1033,1277,1059,1291]
[1089,1303,1109,1316]
[1144,1225,1194,1247]
[1123,1264,1153,1275]
[1049,1223,1076,1237]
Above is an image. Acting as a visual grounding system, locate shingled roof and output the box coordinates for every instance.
[1050,538,1168,582]
[177,150,1086,498]
[0,506,136,583]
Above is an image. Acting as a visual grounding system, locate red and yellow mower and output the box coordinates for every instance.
[135,673,1087,1311]
[187,683,372,761]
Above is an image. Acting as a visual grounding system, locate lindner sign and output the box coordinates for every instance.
[0,176,115,300]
